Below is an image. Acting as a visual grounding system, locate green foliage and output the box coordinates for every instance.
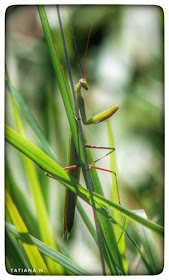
[5,124,164,237]
[5,189,50,275]
[5,5,163,275]
[6,222,90,275]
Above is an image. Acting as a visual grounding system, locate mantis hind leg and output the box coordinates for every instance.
[85,145,115,165]
[85,145,121,205]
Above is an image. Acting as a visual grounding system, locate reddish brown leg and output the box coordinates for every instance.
[88,165,121,205]
[85,145,121,205]
[85,145,115,165]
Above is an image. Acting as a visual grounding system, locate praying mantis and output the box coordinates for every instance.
[62,26,120,239]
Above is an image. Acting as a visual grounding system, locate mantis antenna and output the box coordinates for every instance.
[84,23,93,81]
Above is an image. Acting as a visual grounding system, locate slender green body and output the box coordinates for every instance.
[63,79,119,238]
[63,131,80,237]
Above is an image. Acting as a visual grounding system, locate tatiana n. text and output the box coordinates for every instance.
[10,268,44,273]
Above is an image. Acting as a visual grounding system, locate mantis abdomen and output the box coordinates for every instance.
[63,131,81,239]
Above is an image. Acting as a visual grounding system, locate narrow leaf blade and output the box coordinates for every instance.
[6,222,90,276]
[134,209,163,274]
[5,189,50,275]
[5,124,164,236]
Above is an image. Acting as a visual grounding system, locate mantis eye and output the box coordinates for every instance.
[79,79,88,90]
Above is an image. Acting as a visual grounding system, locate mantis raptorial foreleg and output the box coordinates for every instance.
[76,79,119,125]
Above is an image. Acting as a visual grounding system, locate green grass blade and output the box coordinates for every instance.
[6,78,64,274]
[77,201,153,275]
[5,189,50,275]
[86,147,125,274]
[5,163,39,238]
[77,198,121,275]
[78,198,125,274]
[5,230,31,273]
[5,125,164,236]
[37,5,79,155]
[134,209,163,274]
[5,79,57,163]
[22,157,65,274]
[77,200,97,244]
[107,119,120,206]
[6,222,90,275]
[115,217,153,274]
[107,119,128,273]
[38,6,113,273]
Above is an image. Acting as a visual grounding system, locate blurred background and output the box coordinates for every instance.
[5,5,164,274]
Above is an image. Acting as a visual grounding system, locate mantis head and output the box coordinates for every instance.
[79,78,88,91]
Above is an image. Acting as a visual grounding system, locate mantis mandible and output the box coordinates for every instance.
[62,26,120,239]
